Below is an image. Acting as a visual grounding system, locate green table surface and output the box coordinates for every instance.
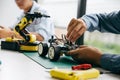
[23,52,78,69]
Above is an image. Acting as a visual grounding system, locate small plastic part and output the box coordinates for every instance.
[72,64,92,70]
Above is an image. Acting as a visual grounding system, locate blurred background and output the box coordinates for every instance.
[0,0,120,54]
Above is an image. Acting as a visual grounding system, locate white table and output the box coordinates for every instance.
[0,49,120,80]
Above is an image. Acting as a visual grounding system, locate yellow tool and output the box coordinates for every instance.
[50,68,100,80]
[1,12,50,51]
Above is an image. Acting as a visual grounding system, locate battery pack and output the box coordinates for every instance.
[1,41,20,51]
[1,41,39,52]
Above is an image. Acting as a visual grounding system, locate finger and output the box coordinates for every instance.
[68,48,81,55]
[67,22,78,38]
[67,18,76,31]
[67,22,81,40]
[70,27,86,42]
[67,19,86,42]
[68,45,89,55]
[69,24,83,42]
[0,28,2,31]
[67,19,78,38]
[79,45,88,48]
[68,22,85,42]
[67,19,78,32]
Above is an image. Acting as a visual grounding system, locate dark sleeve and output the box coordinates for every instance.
[100,54,120,74]
[81,10,120,34]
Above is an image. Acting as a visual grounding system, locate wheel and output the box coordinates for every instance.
[48,46,61,61]
[38,42,48,57]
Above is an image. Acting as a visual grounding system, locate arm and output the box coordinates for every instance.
[10,16,54,41]
[27,16,55,42]
[67,11,120,42]
[101,54,120,74]
[0,26,22,39]
[82,11,120,33]
[25,2,55,42]
[68,46,120,74]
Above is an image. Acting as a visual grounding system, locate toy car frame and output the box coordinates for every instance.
[38,35,79,61]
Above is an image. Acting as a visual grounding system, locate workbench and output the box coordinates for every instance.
[0,46,120,80]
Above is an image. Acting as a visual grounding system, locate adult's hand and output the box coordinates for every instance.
[68,45,102,65]
[67,18,87,42]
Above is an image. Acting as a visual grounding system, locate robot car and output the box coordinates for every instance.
[38,35,79,61]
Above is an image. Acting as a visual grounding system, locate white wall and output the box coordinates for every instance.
[0,0,120,28]
[0,0,21,27]
[38,0,120,28]
[39,0,77,28]
[87,0,120,13]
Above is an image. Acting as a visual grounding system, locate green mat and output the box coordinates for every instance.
[23,52,78,69]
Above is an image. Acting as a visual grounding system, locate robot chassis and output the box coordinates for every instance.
[38,35,79,61]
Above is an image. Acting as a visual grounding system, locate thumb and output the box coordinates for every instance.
[68,45,88,55]
[68,48,81,55]
[79,45,88,48]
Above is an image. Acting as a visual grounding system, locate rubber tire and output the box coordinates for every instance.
[38,42,48,57]
[48,46,61,61]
